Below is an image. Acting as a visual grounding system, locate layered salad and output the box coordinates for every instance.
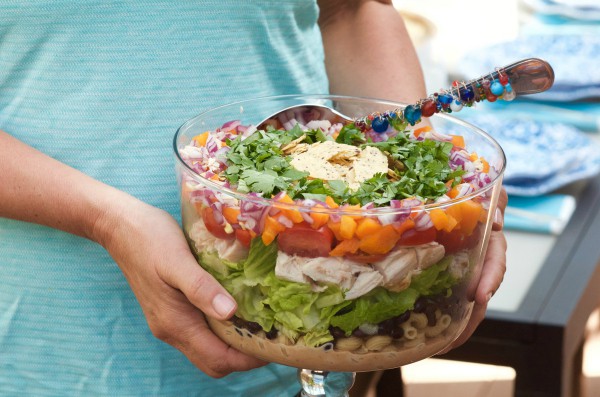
[177,111,500,371]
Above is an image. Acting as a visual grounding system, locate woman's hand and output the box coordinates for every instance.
[95,197,266,378]
[438,188,508,353]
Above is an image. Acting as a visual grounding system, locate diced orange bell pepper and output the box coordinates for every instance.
[192,131,210,146]
[393,218,415,236]
[325,196,339,209]
[481,158,490,173]
[327,220,344,241]
[457,200,483,235]
[275,194,304,223]
[413,125,431,138]
[262,215,286,245]
[329,238,361,257]
[222,206,241,225]
[451,135,465,148]
[429,208,449,231]
[339,215,358,240]
[355,217,383,239]
[445,204,462,224]
[342,204,363,221]
[444,214,459,233]
[310,205,330,229]
[359,224,401,255]
[447,186,460,199]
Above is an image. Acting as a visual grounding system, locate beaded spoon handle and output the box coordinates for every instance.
[258,58,554,131]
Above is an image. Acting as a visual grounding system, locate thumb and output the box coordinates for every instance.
[160,251,237,320]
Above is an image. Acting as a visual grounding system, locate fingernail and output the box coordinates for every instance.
[485,292,493,303]
[493,208,504,229]
[212,293,236,318]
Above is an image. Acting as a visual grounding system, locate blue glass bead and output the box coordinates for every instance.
[505,82,513,93]
[490,80,504,96]
[371,116,389,133]
[438,94,453,104]
[403,105,421,126]
[459,86,475,102]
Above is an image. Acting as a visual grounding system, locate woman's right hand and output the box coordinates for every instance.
[93,196,267,378]
[1,131,263,377]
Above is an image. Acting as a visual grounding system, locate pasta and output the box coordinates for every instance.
[335,336,363,352]
[424,313,452,337]
[364,335,392,352]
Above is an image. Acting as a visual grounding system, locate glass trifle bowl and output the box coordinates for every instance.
[174,94,505,394]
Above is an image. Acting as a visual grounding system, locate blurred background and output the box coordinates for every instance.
[385,0,600,396]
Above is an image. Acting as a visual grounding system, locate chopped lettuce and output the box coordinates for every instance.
[196,238,459,346]
[329,256,456,334]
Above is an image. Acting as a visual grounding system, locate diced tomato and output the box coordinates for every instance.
[201,207,234,240]
[437,225,481,254]
[277,222,334,258]
[235,229,252,247]
[397,227,437,246]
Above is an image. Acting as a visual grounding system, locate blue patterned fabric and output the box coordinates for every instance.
[0,1,328,395]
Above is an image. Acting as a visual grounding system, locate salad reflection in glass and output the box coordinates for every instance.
[174,96,505,373]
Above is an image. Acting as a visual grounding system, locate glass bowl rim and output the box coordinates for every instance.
[173,94,506,215]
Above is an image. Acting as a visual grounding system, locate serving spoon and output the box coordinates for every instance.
[257,58,554,131]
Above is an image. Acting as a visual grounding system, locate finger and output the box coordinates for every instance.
[475,230,507,305]
[174,309,267,378]
[497,187,508,213]
[158,249,237,321]
[492,188,508,231]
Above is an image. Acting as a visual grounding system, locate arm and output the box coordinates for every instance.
[318,0,507,350]
[318,0,426,103]
[0,130,264,377]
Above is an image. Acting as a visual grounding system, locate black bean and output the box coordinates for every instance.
[329,326,346,339]
[390,327,404,339]
[425,307,437,326]
[413,299,426,313]
[352,329,367,338]
[394,311,410,325]
[231,316,245,328]
[378,318,395,335]
[265,328,278,340]
[245,321,262,334]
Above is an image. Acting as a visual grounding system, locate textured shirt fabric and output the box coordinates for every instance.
[0,1,329,396]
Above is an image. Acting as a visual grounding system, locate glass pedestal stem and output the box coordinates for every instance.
[296,369,355,397]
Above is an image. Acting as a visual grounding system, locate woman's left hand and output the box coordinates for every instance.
[438,187,508,353]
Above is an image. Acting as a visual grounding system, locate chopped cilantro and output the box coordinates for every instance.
[335,123,365,146]
[223,124,464,206]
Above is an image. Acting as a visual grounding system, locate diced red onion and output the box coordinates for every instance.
[209,202,225,226]
[462,172,477,183]
[453,183,475,198]
[450,150,469,167]
[305,120,332,131]
[205,135,220,154]
[414,211,433,231]
[301,211,314,224]
[277,214,293,228]
[221,120,241,131]
[377,212,398,226]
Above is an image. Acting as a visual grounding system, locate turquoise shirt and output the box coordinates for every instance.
[0,1,329,395]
